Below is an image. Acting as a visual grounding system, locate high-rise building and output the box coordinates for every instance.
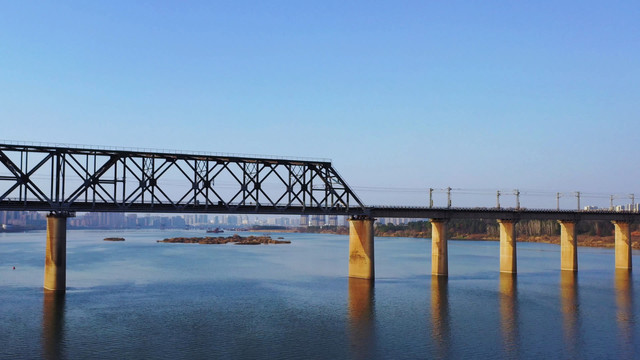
[309,215,325,227]
[126,214,138,228]
[197,214,208,224]
[184,215,196,225]
[299,215,309,227]
[171,216,186,228]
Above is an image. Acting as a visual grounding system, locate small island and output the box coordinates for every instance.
[104,237,125,241]
[157,234,291,245]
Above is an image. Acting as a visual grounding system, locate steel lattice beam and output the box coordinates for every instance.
[0,143,366,215]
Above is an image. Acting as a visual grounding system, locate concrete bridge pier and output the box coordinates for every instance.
[612,221,632,270]
[348,216,375,280]
[44,214,68,292]
[431,219,449,276]
[497,220,517,274]
[559,220,578,272]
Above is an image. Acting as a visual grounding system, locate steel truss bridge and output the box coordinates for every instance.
[0,142,364,216]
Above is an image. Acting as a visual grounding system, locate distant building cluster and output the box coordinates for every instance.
[1,210,426,231]
[0,211,46,230]
[583,203,640,212]
[70,212,126,228]
[1,211,302,231]
[299,215,344,227]
[298,215,425,228]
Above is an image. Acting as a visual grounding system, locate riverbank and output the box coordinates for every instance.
[277,226,640,249]
[425,233,640,249]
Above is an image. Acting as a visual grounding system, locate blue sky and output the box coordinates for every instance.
[1,1,638,207]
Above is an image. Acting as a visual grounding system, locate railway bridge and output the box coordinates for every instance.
[0,142,635,292]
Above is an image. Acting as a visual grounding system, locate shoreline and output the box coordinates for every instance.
[372,233,640,249]
[273,227,639,250]
[248,226,640,250]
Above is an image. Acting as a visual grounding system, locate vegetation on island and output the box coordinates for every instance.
[158,234,291,245]
[104,237,125,241]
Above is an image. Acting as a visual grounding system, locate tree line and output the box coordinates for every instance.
[374,219,632,239]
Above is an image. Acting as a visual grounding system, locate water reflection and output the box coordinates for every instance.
[348,278,375,360]
[560,271,580,357]
[431,276,449,358]
[42,291,65,360]
[499,273,519,358]
[614,270,633,357]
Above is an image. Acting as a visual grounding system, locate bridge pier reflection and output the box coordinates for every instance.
[44,214,68,292]
[500,273,519,357]
[614,269,634,357]
[348,278,375,360]
[42,291,66,360]
[430,276,450,358]
[500,273,520,359]
[560,271,580,357]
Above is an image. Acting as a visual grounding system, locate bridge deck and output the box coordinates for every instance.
[2,200,639,222]
[368,206,640,222]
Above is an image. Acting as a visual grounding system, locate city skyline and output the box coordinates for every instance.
[1,210,423,230]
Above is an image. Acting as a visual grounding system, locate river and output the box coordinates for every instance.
[0,229,638,359]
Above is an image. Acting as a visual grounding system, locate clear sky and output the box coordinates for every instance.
[1,1,638,207]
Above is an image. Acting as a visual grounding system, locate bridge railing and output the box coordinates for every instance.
[0,139,331,163]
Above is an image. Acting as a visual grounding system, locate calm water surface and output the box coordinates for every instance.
[1,229,638,359]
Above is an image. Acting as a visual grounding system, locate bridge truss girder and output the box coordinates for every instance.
[0,144,365,215]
